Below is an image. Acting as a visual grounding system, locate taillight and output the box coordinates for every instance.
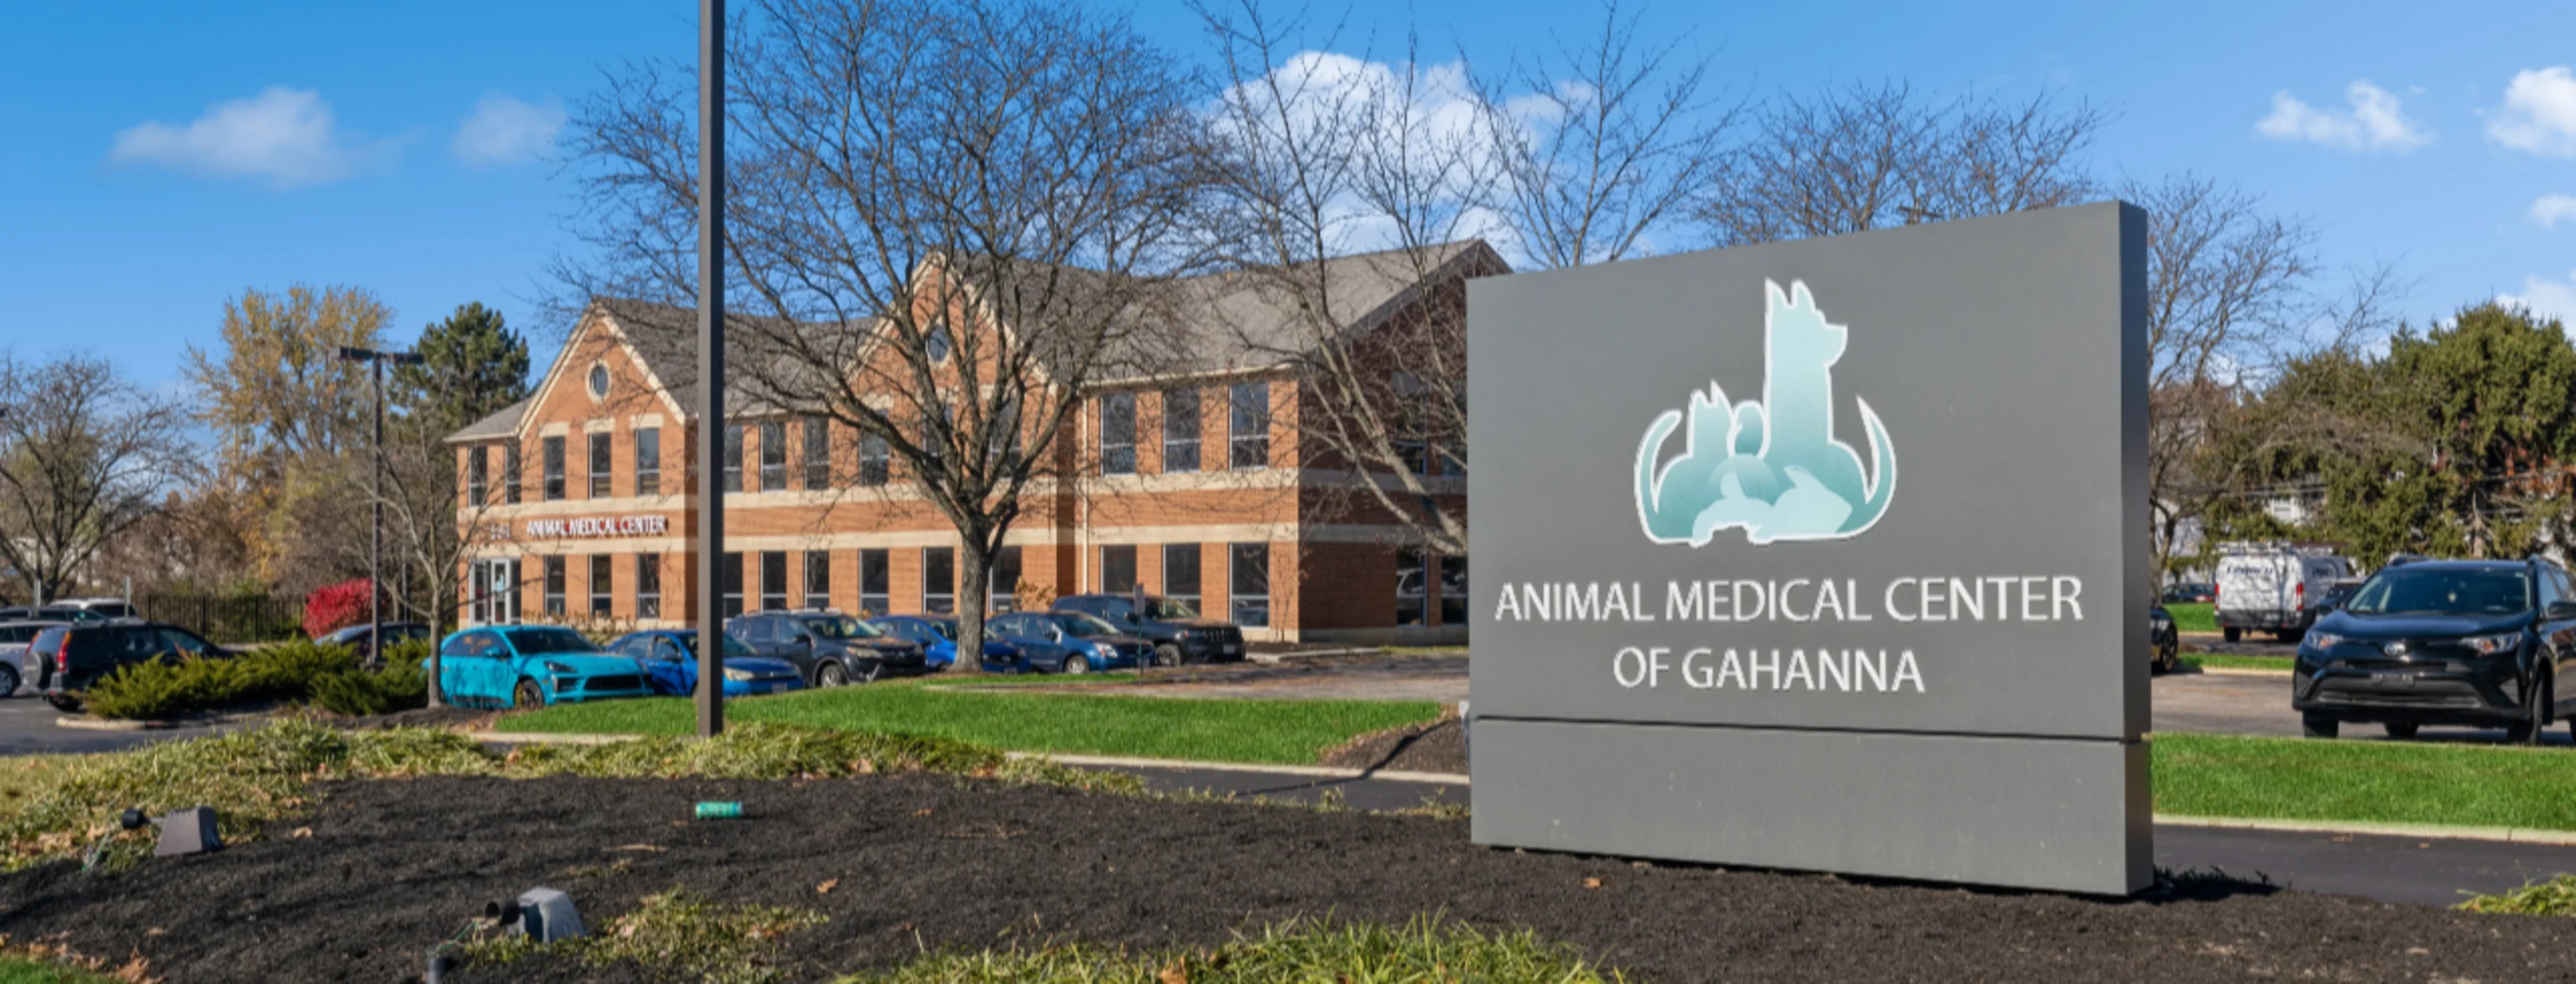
[54,635,71,672]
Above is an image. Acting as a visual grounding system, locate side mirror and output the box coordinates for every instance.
[2548,600,2576,621]
[791,633,813,646]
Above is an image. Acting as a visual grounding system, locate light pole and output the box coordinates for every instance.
[696,0,729,738]
[337,346,425,683]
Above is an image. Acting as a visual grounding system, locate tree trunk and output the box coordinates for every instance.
[955,535,991,675]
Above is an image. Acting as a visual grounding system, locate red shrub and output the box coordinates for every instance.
[303,579,376,640]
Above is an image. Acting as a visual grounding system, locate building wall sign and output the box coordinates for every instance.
[1466,202,2151,895]
[525,515,670,539]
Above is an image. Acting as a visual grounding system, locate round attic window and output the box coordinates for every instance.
[587,363,610,399]
[925,325,953,364]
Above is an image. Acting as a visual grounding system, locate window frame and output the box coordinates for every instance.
[1100,391,1137,476]
[467,446,489,507]
[803,417,831,490]
[859,548,890,617]
[922,547,956,615]
[858,432,890,487]
[503,443,522,504]
[1162,543,1201,610]
[803,549,831,610]
[542,436,566,501]
[635,427,662,496]
[636,553,661,620]
[543,555,567,616]
[720,552,744,618]
[760,551,788,611]
[1228,382,1270,470]
[722,425,744,493]
[589,554,614,617]
[1229,542,1270,627]
[1162,388,1200,472]
[759,420,788,491]
[1102,544,1137,594]
[588,431,613,498]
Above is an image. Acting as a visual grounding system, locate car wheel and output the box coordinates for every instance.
[2511,675,2552,746]
[44,693,80,713]
[1154,644,1182,668]
[817,662,849,688]
[1061,653,1090,675]
[2301,713,2339,739]
[2383,722,2421,739]
[2223,627,2241,643]
[513,678,546,710]
[0,663,18,698]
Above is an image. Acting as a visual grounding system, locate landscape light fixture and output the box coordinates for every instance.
[336,345,428,696]
[151,806,222,856]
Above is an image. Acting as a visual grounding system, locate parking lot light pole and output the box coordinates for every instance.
[696,0,728,738]
[337,345,425,677]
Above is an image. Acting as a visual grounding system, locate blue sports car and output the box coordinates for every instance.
[866,614,1021,672]
[428,626,653,709]
[606,629,805,698]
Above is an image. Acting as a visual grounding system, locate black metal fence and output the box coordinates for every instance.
[134,593,308,644]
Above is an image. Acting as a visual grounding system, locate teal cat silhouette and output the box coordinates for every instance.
[1634,280,1895,546]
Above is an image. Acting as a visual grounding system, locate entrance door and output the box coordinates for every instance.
[471,560,521,626]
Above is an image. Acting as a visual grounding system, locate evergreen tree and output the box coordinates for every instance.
[396,302,532,433]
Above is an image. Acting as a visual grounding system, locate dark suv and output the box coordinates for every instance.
[2292,557,2576,743]
[1051,594,1245,666]
[726,610,924,686]
[32,622,230,712]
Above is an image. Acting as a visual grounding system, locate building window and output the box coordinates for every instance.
[635,427,661,495]
[722,425,744,493]
[542,436,566,501]
[588,431,613,498]
[636,554,661,620]
[1396,547,1428,626]
[760,551,788,610]
[504,443,522,504]
[543,556,566,616]
[925,324,953,363]
[590,554,614,617]
[804,417,830,489]
[1162,388,1200,472]
[759,421,787,491]
[1229,382,1269,469]
[467,447,488,507]
[586,363,610,399]
[991,546,1023,613]
[803,549,830,609]
[1101,392,1136,476]
[1163,543,1200,611]
[720,552,744,618]
[1229,543,1270,627]
[1102,545,1137,594]
[1440,554,1468,626]
[923,547,955,614]
[859,433,889,486]
[860,548,889,616]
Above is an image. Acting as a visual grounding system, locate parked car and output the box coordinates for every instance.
[316,621,435,661]
[2292,556,2573,743]
[32,622,231,712]
[866,614,1020,672]
[1051,593,1246,666]
[2216,543,2355,642]
[2148,607,2179,674]
[984,611,1151,674]
[2161,583,2215,604]
[55,598,141,620]
[0,620,71,697]
[1,606,114,626]
[427,626,652,710]
[606,629,805,698]
[727,610,924,686]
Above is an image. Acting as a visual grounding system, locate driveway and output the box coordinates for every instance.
[0,694,236,756]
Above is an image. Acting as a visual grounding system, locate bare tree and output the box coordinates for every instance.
[561,0,1208,660]
[1700,82,2103,245]
[0,352,189,602]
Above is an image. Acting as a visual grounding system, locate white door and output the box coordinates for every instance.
[471,560,521,626]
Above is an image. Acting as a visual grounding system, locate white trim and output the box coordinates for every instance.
[539,422,571,437]
[631,413,666,429]
[583,418,614,434]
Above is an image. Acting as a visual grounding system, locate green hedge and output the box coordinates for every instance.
[82,639,431,720]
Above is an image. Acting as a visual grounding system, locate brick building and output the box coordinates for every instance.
[447,242,1496,642]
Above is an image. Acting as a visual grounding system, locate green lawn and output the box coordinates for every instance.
[2154,732,2576,830]
[2165,601,2216,633]
[501,681,1442,765]
[2179,653,2294,672]
[0,955,121,984]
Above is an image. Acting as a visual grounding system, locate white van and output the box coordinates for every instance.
[2214,544,2354,642]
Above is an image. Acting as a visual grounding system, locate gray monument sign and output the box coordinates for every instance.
[1467,201,2150,895]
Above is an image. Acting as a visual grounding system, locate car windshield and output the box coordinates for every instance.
[921,619,958,641]
[2344,568,2532,616]
[1056,613,1121,638]
[802,615,882,640]
[504,627,602,654]
[676,632,758,658]
[1141,597,1198,620]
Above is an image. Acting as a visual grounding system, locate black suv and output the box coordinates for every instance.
[32,622,230,712]
[725,610,924,686]
[1052,594,1246,666]
[2292,557,2576,743]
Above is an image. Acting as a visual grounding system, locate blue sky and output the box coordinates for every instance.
[3,0,2570,393]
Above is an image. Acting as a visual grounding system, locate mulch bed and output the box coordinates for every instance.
[8,774,2576,983]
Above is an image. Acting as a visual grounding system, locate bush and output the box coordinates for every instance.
[300,579,374,640]
[82,639,436,720]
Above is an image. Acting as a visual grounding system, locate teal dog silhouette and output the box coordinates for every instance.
[1634,280,1895,546]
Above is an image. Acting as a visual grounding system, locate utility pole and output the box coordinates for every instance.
[696,0,729,738]
[337,346,425,679]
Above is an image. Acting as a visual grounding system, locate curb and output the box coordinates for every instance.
[2152,813,2576,846]
[1246,647,1383,665]
[1014,750,1470,786]
[467,731,647,745]
[2192,666,2294,678]
[52,715,167,732]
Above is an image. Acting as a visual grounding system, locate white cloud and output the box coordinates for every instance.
[2254,79,2431,153]
[2488,67,2576,156]
[107,87,382,187]
[2534,194,2576,229]
[2501,270,2576,325]
[451,93,566,167]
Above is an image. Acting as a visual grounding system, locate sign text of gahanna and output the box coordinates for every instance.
[1490,279,2089,695]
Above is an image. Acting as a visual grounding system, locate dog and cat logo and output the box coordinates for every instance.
[1634,279,1897,547]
